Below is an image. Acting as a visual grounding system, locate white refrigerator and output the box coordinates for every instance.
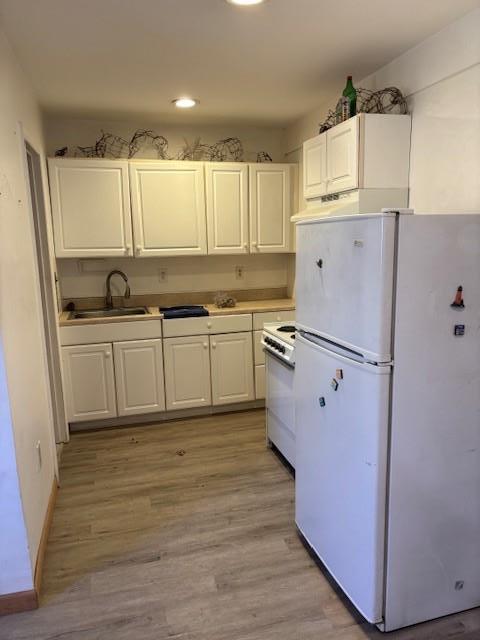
[294,211,480,632]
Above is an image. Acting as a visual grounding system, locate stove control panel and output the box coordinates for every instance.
[264,336,286,354]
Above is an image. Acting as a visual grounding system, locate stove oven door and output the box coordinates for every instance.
[266,351,295,468]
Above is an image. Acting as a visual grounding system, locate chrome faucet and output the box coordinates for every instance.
[105,270,131,308]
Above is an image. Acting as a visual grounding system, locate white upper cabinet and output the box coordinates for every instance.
[303,114,411,199]
[326,117,359,194]
[62,343,117,422]
[210,331,254,406]
[249,164,293,253]
[113,339,165,417]
[129,161,207,257]
[48,158,296,258]
[205,163,249,254]
[48,158,133,257]
[303,133,328,199]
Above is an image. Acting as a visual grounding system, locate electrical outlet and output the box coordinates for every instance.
[35,440,42,472]
[159,268,168,283]
[235,266,245,280]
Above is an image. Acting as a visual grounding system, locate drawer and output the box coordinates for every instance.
[255,364,265,400]
[60,319,163,346]
[254,330,265,365]
[162,314,252,338]
[253,309,295,330]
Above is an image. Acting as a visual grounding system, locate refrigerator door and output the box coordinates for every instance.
[384,214,480,631]
[295,333,391,623]
[296,213,396,363]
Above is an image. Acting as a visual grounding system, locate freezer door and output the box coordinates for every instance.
[295,334,391,623]
[296,214,396,363]
[384,214,480,631]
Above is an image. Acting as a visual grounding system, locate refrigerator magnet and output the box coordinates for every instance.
[451,286,465,309]
[454,324,465,336]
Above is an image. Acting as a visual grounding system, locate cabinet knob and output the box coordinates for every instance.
[207,322,212,328]
[212,342,217,349]
[125,245,131,255]
[136,245,142,255]
[316,258,323,268]
[203,342,208,349]
[105,351,111,358]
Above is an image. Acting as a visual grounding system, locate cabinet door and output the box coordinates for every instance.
[210,332,254,406]
[61,343,117,422]
[205,163,249,254]
[255,364,266,400]
[129,161,207,257]
[326,117,359,194]
[303,134,327,199]
[48,159,133,257]
[163,335,211,410]
[114,339,165,416]
[249,164,292,253]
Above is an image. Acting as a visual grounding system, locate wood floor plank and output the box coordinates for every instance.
[1,409,479,639]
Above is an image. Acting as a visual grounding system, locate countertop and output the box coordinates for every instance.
[59,298,295,327]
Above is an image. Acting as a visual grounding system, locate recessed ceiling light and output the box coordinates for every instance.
[172,97,198,109]
[226,0,265,5]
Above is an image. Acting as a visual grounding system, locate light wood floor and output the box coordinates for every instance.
[1,409,479,639]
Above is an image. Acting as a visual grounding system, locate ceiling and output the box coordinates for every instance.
[1,0,478,126]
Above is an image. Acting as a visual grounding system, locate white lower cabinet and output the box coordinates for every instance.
[61,311,295,423]
[62,343,117,422]
[210,332,254,406]
[163,335,212,410]
[255,364,266,400]
[114,339,165,416]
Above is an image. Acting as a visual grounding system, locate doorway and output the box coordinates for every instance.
[24,141,69,444]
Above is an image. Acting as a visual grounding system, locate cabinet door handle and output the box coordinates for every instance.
[316,258,323,268]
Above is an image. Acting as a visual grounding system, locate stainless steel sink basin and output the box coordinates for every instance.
[71,307,149,319]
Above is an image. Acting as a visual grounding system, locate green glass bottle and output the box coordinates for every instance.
[342,75,357,118]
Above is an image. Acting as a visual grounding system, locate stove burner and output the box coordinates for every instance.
[277,325,296,333]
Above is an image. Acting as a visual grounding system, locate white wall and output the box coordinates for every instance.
[58,254,289,300]
[45,117,286,162]
[0,28,57,594]
[285,8,480,215]
[0,343,32,594]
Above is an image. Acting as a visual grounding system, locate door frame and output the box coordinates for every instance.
[20,124,69,450]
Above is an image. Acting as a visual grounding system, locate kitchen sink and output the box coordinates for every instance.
[71,307,149,319]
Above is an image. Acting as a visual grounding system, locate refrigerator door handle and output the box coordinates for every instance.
[298,330,366,364]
